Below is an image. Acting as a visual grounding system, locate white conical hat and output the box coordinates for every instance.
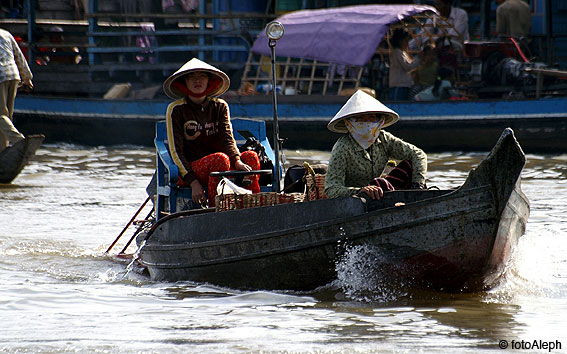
[327,90,399,133]
[163,58,230,99]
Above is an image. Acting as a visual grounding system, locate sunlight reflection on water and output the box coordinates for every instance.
[0,145,565,353]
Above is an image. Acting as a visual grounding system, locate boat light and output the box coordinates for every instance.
[265,21,284,192]
[266,21,284,42]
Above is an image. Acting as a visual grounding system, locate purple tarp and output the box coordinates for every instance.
[251,5,437,67]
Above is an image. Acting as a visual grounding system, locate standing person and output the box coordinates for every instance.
[389,28,420,101]
[433,0,470,47]
[495,0,531,38]
[410,0,469,51]
[163,58,261,207]
[324,90,427,200]
[0,28,33,154]
[432,0,470,77]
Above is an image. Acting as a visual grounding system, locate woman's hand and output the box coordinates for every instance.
[360,185,384,200]
[190,179,207,205]
[235,159,252,172]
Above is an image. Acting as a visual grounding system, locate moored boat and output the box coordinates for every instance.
[11,5,567,153]
[138,127,529,292]
[13,94,567,153]
[0,134,45,184]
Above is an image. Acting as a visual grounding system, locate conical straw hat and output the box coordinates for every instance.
[327,90,399,133]
[163,58,230,99]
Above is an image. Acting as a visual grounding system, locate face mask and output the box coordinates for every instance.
[345,117,385,149]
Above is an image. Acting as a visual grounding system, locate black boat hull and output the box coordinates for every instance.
[140,129,529,292]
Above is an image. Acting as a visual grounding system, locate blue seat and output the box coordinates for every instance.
[154,118,276,219]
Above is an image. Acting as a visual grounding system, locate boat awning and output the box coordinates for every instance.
[251,4,437,67]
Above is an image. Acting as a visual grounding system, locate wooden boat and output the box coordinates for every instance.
[13,94,567,153]
[11,7,567,154]
[138,128,529,292]
[0,135,44,184]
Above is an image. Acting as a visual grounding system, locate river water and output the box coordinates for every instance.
[1,144,566,354]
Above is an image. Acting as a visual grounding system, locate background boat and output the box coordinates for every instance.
[5,2,566,153]
[13,94,567,153]
[0,135,44,184]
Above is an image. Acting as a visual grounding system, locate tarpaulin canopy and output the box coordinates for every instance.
[251,5,437,67]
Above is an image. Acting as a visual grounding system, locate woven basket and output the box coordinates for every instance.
[305,174,327,201]
[215,192,305,212]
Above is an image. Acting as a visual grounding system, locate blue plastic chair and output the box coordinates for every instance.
[154,119,276,219]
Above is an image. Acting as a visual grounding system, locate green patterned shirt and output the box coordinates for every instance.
[324,130,427,198]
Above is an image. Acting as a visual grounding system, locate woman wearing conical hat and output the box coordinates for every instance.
[164,58,261,207]
[324,90,427,200]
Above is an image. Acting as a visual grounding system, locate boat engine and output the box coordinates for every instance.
[492,57,548,86]
[463,39,550,89]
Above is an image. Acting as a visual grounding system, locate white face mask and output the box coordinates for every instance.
[345,116,385,149]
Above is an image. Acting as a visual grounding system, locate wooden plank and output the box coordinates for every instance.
[86,61,244,71]
[33,72,90,83]
[38,2,74,11]
[281,57,291,92]
[88,29,236,37]
[86,44,249,54]
[86,12,273,20]
[32,81,113,95]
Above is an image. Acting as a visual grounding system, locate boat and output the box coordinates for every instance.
[10,5,567,154]
[13,94,567,154]
[0,135,45,184]
[137,127,529,292]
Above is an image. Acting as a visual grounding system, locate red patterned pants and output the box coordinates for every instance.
[370,160,413,191]
[191,151,260,206]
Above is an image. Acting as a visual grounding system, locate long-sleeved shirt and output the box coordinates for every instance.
[410,6,469,50]
[389,48,420,88]
[324,130,427,198]
[166,96,240,184]
[0,29,32,84]
[444,6,470,43]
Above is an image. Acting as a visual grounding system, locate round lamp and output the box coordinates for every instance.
[266,21,284,41]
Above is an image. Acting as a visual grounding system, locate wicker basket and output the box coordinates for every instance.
[305,173,327,201]
[215,192,305,212]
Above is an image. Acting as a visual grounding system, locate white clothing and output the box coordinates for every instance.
[445,6,470,42]
[414,80,457,101]
[389,48,420,88]
[0,29,32,84]
[410,6,469,50]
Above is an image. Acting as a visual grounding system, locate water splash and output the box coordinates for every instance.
[123,238,147,280]
[485,226,567,303]
[335,244,408,302]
